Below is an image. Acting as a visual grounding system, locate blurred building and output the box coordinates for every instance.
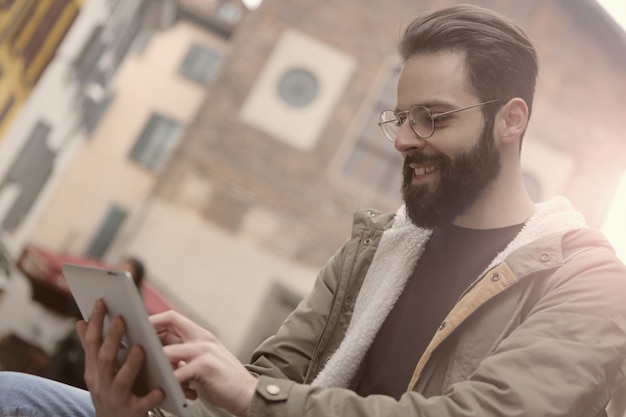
[24,0,243,254]
[0,0,246,250]
[0,0,147,247]
[0,0,249,339]
[0,0,83,140]
[1,0,625,358]
[108,0,626,356]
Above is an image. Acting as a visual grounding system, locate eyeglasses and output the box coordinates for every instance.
[378,99,499,142]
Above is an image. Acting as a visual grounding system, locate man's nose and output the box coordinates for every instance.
[393,119,428,153]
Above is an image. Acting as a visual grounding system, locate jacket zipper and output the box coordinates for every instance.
[304,234,365,383]
[455,264,498,305]
[304,267,342,383]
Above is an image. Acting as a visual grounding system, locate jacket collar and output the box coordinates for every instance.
[312,196,587,388]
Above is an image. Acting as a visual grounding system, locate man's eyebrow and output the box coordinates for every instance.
[394,99,456,112]
[424,99,456,109]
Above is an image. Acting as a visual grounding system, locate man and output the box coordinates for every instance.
[1,4,625,417]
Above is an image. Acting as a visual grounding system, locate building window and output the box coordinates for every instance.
[277,67,319,108]
[217,2,243,25]
[2,1,17,10]
[237,281,302,362]
[74,25,106,84]
[82,91,115,134]
[342,67,403,199]
[85,204,127,259]
[1,121,55,232]
[131,28,152,55]
[129,113,182,171]
[178,43,222,85]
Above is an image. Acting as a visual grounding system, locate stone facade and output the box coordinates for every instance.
[155,0,626,268]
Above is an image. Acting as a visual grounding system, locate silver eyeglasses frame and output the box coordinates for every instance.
[378,99,500,141]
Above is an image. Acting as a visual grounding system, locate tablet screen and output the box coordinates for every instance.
[62,263,191,417]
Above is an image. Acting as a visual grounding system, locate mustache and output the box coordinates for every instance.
[403,151,447,166]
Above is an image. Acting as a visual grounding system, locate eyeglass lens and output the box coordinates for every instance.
[379,106,434,140]
[409,106,435,138]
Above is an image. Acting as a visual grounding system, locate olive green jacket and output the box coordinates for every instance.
[193,197,626,417]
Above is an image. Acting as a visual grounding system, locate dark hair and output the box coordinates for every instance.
[399,5,538,137]
[125,257,145,288]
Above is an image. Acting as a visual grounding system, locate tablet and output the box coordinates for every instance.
[62,263,191,417]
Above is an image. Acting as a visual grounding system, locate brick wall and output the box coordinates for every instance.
[156,0,626,267]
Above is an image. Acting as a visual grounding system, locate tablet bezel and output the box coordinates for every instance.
[62,263,191,417]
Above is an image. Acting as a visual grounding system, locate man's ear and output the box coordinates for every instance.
[494,98,529,145]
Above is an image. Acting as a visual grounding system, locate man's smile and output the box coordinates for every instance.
[408,162,439,185]
[411,164,437,177]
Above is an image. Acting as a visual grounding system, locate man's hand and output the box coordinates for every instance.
[150,311,258,417]
[76,300,164,417]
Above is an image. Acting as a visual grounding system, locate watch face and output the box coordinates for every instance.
[277,68,319,107]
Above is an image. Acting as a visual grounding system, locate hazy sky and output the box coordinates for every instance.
[597,0,626,30]
[240,1,626,28]
[241,0,262,9]
[596,0,626,262]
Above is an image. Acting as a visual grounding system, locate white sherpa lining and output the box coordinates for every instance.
[311,196,587,388]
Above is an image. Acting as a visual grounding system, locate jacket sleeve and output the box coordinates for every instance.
[243,236,353,383]
[184,239,352,417]
[246,247,626,417]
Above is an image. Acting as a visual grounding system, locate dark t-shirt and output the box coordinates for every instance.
[353,222,523,399]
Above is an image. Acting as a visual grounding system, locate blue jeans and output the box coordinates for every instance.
[0,371,95,417]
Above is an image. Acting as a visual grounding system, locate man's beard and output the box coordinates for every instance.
[402,126,501,229]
